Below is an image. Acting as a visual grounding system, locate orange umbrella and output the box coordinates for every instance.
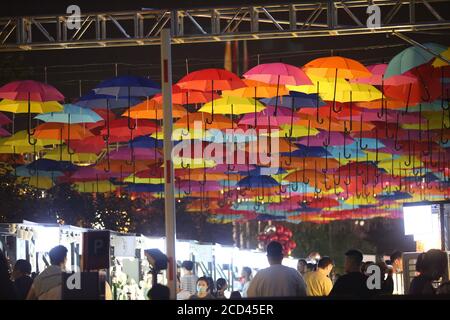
[95,159,155,173]
[303,56,372,79]
[221,79,289,98]
[33,123,93,140]
[355,99,406,110]
[280,156,340,170]
[123,99,186,119]
[174,112,234,130]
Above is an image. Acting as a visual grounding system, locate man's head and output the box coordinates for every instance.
[181,260,194,274]
[390,251,403,272]
[318,256,334,276]
[266,241,284,265]
[344,249,363,273]
[49,245,68,268]
[297,259,307,274]
[147,284,170,300]
[241,266,252,279]
[12,259,31,280]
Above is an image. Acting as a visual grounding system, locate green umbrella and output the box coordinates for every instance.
[384,43,447,79]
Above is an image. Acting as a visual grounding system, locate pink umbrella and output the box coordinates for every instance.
[238,106,298,128]
[243,62,312,86]
[351,64,417,86]
[206,164,257,173]
[108,147,162,161]
[0,80,64,101]
[298,130,353,146]
[66,166,125,182]
[244,62,312,115]
[0,127,10,137]
[178,180,223,192]
[0,112,11,126]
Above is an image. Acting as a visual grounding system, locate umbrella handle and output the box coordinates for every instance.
[359,114,368,150]
[67,117,76,155]
[377,80,385,119]
[316,82,324,124]
[104,142,110,173]
[333,153,341,186]
[422,119,431,156]
[28,133,37,146]
[404,130,412,167]
[323,172,331,190]
[394,114,402,151]
[440,108,449,144]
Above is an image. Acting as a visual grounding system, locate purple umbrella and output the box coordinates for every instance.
[298,130,353,147]
[178,180,222,192]
[68,166,127,181]
[108,147,162,161]
[0,127,10,137]
[238,106,298,127]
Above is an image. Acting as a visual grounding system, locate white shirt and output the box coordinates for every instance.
[247,264,307,298]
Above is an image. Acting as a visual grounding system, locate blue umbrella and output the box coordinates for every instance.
[125,183,165,193]
[15,165,63,178]
[74,91,141,109]
[35,104,102,124]
[286,145,331,158]
[261,93,326,108]
[129,136,163,149]
[93,76,160,98]
[376,191,412,201]
[237,175,280,188]
[26,159,77,172]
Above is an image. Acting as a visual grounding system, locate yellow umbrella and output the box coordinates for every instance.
[152,128,215,141]
[364,150,397,162]
[402,113,449,130]
[0,143,45,154]
[17,176,54,189]
[344,195,378,206]
[123,175,164,184]
[171,157,216,169]
[261,124,320,138]
[432,48,450,67]
[0,99,63,113]
[287,75,352,94]
[1,130,61,148]
[43,146,99,164]
[198,96,265,115]
[74,181,117,193]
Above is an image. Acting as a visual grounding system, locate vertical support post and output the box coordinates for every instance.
[409,0,416,24]
[212,9,220,34]
[249,7,259,32]
[440,203,448,251]
[161,28,177,300]
[327,0,337,29]
[289,4,297,30]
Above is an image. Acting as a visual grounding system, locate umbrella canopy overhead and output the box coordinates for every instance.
[35,104,103,123]
[0,80,64,101]
[244,62,312,86]
[0,99,63,113]
[93,76,161,97]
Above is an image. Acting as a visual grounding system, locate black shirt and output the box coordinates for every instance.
[409,274,435,295]
[14,275,33,300]
[329,272,373,298]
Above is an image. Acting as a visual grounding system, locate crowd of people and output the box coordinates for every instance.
[1,241,449,300]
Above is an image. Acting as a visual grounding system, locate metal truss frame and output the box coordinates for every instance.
[0,0,449,51]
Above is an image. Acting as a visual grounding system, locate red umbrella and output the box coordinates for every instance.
[68,135,107,154]
[176,69,246,124]
[100,118,158,142]
[85,108,117,130]
[176,68,245,92]
[152,85,220,104]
